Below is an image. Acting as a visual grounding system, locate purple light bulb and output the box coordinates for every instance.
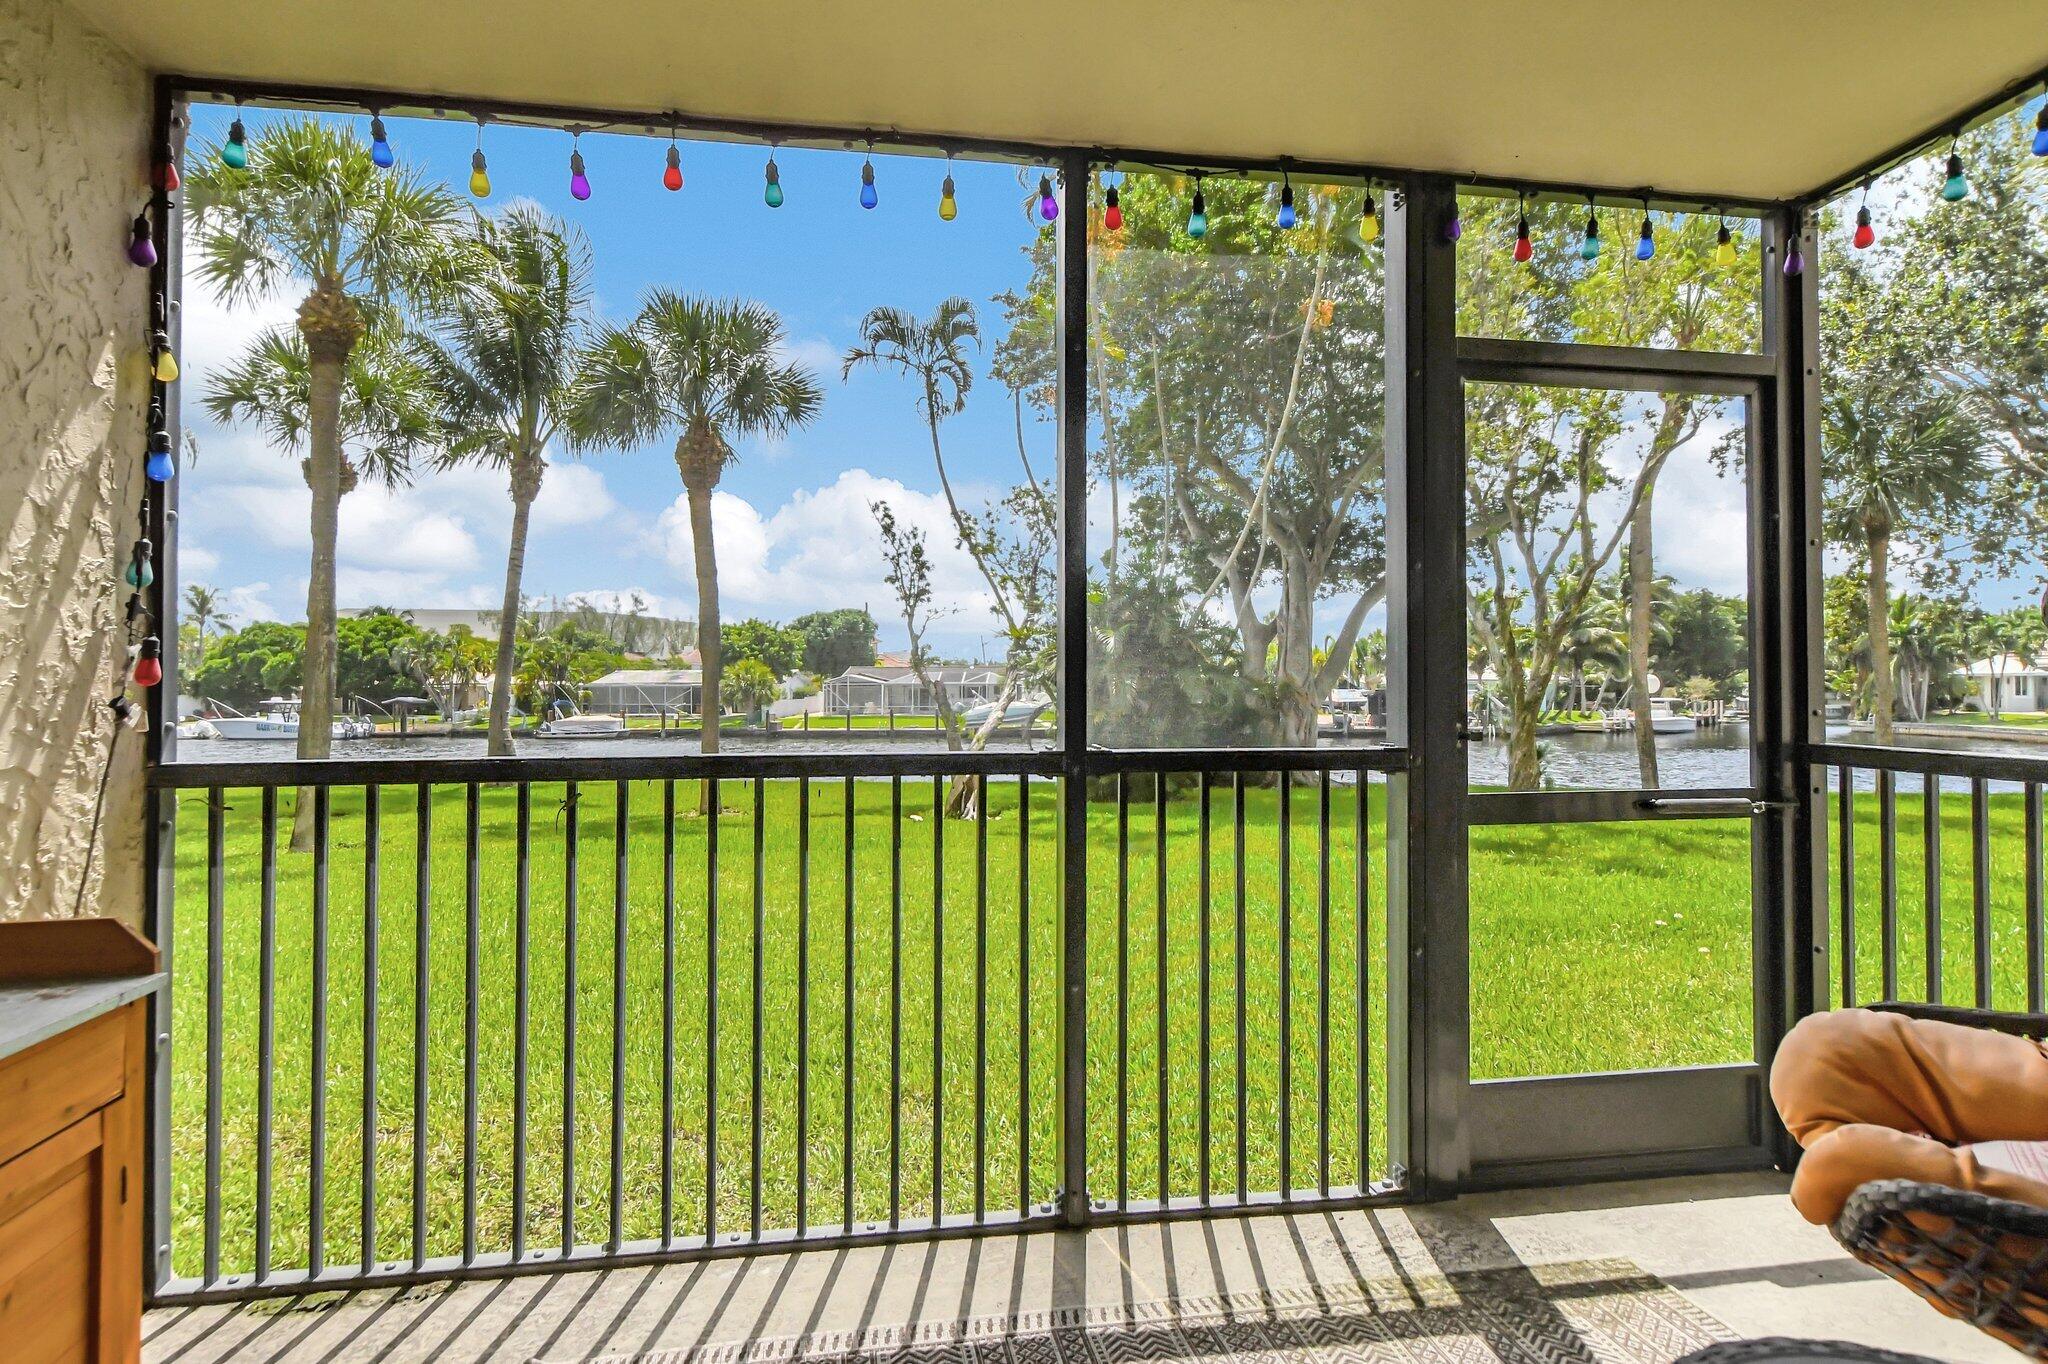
[569,149,591,201]
[1037,174,1058,222]
[1783,242,1805,277]
[1442,214,1463,243]
[127,214,157,268]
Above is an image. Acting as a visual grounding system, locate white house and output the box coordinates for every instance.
[1960,654,2048,714]
[585,668,702,715]
[822,665,1003,716]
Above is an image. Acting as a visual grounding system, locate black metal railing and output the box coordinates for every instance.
[149,748,1400,1299]
[1813,743,2048,1014]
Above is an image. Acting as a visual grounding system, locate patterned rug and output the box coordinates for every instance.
[560,1256,1731,1364]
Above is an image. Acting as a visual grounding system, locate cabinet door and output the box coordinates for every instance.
[0,1110,108,1362]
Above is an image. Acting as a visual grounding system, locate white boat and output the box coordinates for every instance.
[1647,698,1696,734]
[533,712,631,739]
[199,698,376,741]
[959,700,1049,734]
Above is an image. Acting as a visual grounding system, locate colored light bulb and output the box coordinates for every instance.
[370,115,394,168]
[145,430,174,482]
[1359,194,1380,244]
[2036,105,2048,156]
[127,214,157,268]
[1941,151,1969,201]
[1512,212,1532,263]
[124,540,154,588]
[1714,223,1736,268]
[860,158,877,209]
[1783,241,1805,277]
[133,637,162,689]
[1277,182,1297,230]
[152,331,178,382]
[1635,214,1654,260]
[1187,188,1207,238]
[1852,204,1876,249]
[1103,185,1122,232]
[1442,213,1462,243]
[569,146,591,201]
[764,157,784,208]
[469,149,491,198]
[1038,174,1059,222]
[664,145,683,191]
[939,173,957,221]
[1580,210,1601,261]
[156,160,180,192]
[221,117,248,169]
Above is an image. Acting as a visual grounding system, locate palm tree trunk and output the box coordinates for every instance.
[1627,501,1659,788]
[687,475,722,810]
[1867,526,1895,745]
[291,351,346,851]
[488,461,540,757]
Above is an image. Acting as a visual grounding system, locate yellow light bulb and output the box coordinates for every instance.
[1714,240,1736,268]
[469,148,491,199]
[153,348,179,383]
[939,193,957,221]
[1359,210,1380,244]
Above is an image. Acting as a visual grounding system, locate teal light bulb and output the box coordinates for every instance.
[1941,151,1970,201]
[222,117,248,169]
[1187,188,1208,238]
[764,156,784,208]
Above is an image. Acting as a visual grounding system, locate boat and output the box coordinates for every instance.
[533,712,632,739]
[958,700,1049,734]
[1647,698,1696,734]
[198,698,376,740]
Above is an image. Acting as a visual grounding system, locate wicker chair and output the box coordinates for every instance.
[1824,1001,2048,1357]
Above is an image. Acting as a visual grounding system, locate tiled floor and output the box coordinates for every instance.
[142,1172,2018,1364]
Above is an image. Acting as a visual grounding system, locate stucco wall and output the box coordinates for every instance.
[0,0,152,925]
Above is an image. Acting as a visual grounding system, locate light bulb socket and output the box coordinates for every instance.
[1281,183,1295,209]
[1946,151,1965,179]
[370,115,387,143]
[1191,189,1205,215]
[227,117,246,145]
[862,160,875,185]
[570,150,586,175]
[666,145,681,169]
[1639,216,1653,240]
[1362,193,1376,218]
[1104,185,1119,208]
[472,148,488,172]
[765,157,780,183]
[1855,204,1871,227]
[943,173,957,197]
[1516,213,1529,240]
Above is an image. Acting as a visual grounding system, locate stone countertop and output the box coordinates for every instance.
[0,973,164,1063]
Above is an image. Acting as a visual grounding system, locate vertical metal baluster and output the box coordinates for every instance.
[931,773,945,1224]
[2029,784,2045,1014]
[1880,771,1898,999]
[1317,771,1331,1196]
[256,787,277,1282]
[1198,771,1212,1205]
[563,781,580,1254]
[513,785,531,1261]
[662,780,676,1245]
[705,777,719,1241]
[1233,771,1247,1201]
[751,778,766,1240]
[203,788,224,1285]
[1355,769,1371,1189]
[1115,773,1129,1210]
[1279,774,1292,1198]
[890,775,903,1228]
[797,779,811,1236]
[412,784,430,1269]
[464,783,481,1264]
[1973,778,1992,1009]
[1156,776,1169,1207]
[361,786,380,1271]
[1838,766,1855,1007]
[975,779,988,1222]
[310,785,330,1278]
[1925,773,1943,1003]
[1018,771,1032,1215]
[612,781,630,1253]
[842,776,855,1230]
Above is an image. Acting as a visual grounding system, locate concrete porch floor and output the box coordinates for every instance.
[141,1172,2019,1364]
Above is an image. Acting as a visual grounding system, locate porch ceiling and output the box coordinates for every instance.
[69,0,2048,203]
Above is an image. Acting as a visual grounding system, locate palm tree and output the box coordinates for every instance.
[570,293,822,764]
[1822,389,1988,743]
[188,116,466,847]
[417,206,596,756]
[182,585,231,669]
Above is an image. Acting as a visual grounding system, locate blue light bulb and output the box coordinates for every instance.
[1635,215,1655,261]
[1580,212,1602,261]
[370,116,394,168]
[145,434,174,483]
[1276,181,1296,230]
[860,158,878,209]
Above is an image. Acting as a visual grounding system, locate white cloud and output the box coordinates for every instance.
[217,582,280,624]
[179,275,298,381]
[552,587,693,620]
[652,468,999,628]
[778,335,842,378]
[180,545,221,578]
[214,481,482,575]
[531,462,619,531]
[334,569,497,610]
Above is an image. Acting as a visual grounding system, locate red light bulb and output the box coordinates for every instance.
[1852,204,1875,250]
[1103,185,1122,232]
[132,637,163,688]
[1512,213,1533,263]
[157,160,181,192]
[663,145,683,192]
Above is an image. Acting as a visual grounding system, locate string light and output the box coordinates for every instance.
[1358,190,1380,244]
[370,114,394,168]
[469,120,491,198]
[1103,175,1123,232]
[1941,137,1969,201]
[568,130,591,201]
[127,213,157,268]
[859,140,878,209]
[144,405,174,482]
[1853,180,1877,249]
[132,636,162,689]
[1186,175,1208,239]
[939,155,958,221]
[764,145,784,207]
[1511,194,1532,263]
[124,537,154,589]
[221,110,248,169]
[151,331,178,383]
[1635,202,1655,261]
[663,127,684,191]
[1714,213,1737,269]
[1579,197,1601,261]
[1277,170,1297,230]
[1783,222,1806,277]
[1038,173,1059,223]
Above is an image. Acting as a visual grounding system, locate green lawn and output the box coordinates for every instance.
[1922,711,2048,729]
[167,778,2010,1283]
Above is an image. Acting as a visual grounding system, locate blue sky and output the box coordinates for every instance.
[179,101,1061,659]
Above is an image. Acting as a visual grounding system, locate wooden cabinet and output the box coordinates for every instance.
[0,921,160,1364]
